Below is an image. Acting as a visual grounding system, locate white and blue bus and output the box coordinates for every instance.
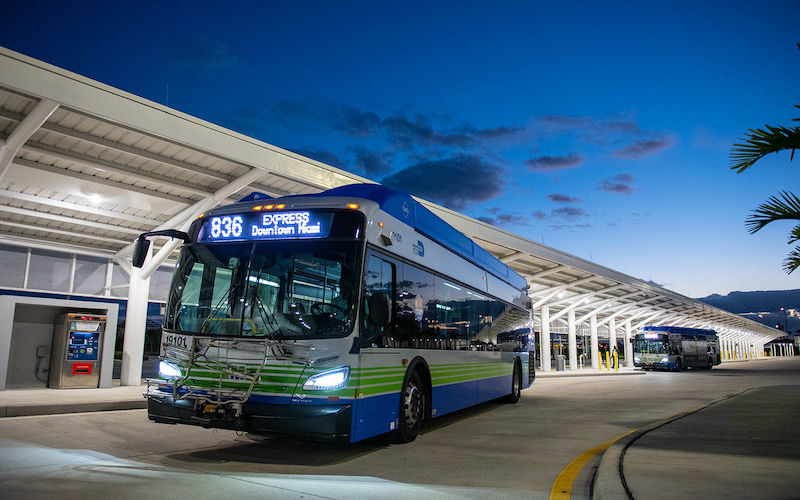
[632,326,720,371]
[135,183,534,443]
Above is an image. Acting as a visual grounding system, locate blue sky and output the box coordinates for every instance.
[2,0,799,297]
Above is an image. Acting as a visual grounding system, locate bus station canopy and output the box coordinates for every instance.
[0,46,780,352]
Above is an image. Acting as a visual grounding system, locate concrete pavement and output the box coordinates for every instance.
[594,384,800,499]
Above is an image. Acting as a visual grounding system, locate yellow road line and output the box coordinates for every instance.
[549,429,637,500]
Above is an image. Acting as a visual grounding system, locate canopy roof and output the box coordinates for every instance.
[0,46,779,345]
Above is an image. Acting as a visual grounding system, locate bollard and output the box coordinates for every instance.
[614,351,619,372]
[605,351,610,372]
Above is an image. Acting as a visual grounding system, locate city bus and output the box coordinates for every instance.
[632,326,720,371]
[133,183,534,443]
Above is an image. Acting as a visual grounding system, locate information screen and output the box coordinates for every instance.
[198,211,334,242]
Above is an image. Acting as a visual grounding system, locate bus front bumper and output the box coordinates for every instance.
[634,361,671,370]
[146,392,353,442]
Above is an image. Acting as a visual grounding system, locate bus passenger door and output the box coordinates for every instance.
[352,251,399,441]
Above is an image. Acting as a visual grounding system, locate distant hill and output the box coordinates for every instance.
[696,289,800,333]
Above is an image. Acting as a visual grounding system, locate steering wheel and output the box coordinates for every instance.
[311,302,347,317]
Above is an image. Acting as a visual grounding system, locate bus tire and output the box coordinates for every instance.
[674,358,682,371]
[707,358,713,369]
[396,369,425,443]
[504,360,522,404]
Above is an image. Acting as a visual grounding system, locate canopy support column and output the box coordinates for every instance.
[540,305,551,372]
[568,310,577,371]
[590,314,599,369]
[120,245,152,386]
[624,320,633,368]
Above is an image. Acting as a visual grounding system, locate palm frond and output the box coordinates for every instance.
[730,124,800,173]
[782,245,800,274]
[789,224,800,245]
[746,191,800,234]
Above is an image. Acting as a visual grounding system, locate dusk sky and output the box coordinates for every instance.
[2,1,799,298]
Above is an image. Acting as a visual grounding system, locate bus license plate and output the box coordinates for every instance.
[161,332,191,350]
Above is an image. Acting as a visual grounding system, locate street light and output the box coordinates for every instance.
[781,307,788,332]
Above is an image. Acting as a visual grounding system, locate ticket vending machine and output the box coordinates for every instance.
[49,313,107,389]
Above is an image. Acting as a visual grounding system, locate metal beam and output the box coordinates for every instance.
[0,219,129,245]
[0,205,143,235]
[0,98,59,181]
[499,251,526,264]
[0,188,163,226]
[117,166,270,264]
[11,157,192,205]
[0,233,116,259]
[21,142,216,198]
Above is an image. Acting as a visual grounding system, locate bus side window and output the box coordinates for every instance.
[362,254,395,347]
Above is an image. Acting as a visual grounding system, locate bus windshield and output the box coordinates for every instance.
[164,239,361,338]
[633,337,669,354]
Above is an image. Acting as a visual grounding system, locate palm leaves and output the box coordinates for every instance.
[730,119,800,174]
[746,192,800,273]
[731,96,800,274]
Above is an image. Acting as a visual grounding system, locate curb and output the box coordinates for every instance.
[538,371,646,378]
[2,399,147,417]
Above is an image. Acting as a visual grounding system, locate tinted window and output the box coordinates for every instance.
[364,249,530,350]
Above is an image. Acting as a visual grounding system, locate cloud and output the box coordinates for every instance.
[552,206,588,219]
[271,100,380,137]
[526,154,584,172]
[348,146,394,175]
[332,108,381,137]
[547,193,581,203]
[478,211,529,227]
[171,36,240,69]
[473,126,525,140]
[381,154,505,210]
[613,138,672,159]
[270,100,524,149]
[598,174,636,194]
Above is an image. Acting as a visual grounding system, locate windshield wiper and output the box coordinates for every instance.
[200,277,239,335]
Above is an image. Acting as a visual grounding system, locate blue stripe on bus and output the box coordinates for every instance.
[433,373,513,416]
[351,392,400,442]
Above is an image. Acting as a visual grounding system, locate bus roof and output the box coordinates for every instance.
[640,326,716,336]
[239,183,529,292]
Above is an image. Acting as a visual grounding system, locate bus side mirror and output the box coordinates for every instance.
[132,237,151,268]
[131,229,191,268]
[367,292,391,326]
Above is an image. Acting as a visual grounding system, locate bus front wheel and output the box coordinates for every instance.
[674,358,683,371]
[396,370,425,443]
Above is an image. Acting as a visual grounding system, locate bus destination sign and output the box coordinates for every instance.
[199,211,333,242]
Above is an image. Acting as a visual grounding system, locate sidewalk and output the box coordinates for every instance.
[0,383,147,417]
[538,366,644,378]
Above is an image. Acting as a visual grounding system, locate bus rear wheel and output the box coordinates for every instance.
[504,361,522,404]
[396,370,425,443]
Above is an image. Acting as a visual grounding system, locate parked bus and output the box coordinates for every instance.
[134,183,534,443]
[632,326,720,371]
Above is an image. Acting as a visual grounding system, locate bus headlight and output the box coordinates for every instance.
[660,357,669,363]
[303,366,350,391]
[159,360,182,380]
